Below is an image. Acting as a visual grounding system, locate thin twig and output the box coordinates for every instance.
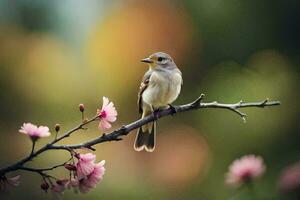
[19,167,57,180]
[20,156,73,172]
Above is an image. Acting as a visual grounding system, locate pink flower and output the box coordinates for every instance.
[51,179,68,198]
[278,162,300,195]
[51,183,65,193]
[67,178,79,189]
[19,123,51,139]
[76,153,96,179]
[97,97,117,130]
[73,153,106,193]
[6,175,21,187]
[0,175,21,191]
[79,160,105,193]
[226,155,265,187]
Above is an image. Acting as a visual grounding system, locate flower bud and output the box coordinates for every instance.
[64,163,76,171]
[79,104,85,112]
[74,153,80,159]
[54,124,60,132]
[56,179,68,186]
[40,182,49,192]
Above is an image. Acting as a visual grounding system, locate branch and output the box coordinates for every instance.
[50,95,280,150]
[0,95,280,177]
[20,155,73,173]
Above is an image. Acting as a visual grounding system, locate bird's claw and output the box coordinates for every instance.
[168,104,178,115]
[152,109,160,120]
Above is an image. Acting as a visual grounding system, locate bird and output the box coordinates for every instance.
[134,52,183,152]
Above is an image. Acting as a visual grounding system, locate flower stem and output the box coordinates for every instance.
[247,181,257,200]
[30,141,36,156]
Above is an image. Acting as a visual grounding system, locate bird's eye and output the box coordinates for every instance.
[157,57,163,62]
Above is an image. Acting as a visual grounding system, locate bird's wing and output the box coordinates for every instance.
[138,70,152,114]
[175,67,183,85]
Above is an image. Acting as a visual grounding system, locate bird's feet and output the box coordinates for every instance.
[168,104,178,115]
[152,109,161,120]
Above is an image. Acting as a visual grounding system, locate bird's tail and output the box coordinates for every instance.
[134,120,156,152]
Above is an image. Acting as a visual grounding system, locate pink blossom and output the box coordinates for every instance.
[61,153,106,194]
[76,153,96,179]
[226,155,265,187]
[51,179,68,197]
[19,123,51,139]
[67,178,79,189]
[51,184,65,193]
[278,162,300,195]
[79,160,105,193]
[97,97,117,130]
[6,175,21,187]
[0,175,21,191]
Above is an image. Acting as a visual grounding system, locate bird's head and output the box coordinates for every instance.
[141,52,175,69]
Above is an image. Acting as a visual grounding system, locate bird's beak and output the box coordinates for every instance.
[141,57,153,63]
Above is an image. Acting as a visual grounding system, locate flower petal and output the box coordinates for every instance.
[7,175,21,187]
[99,119,111,130]
[101,97,109,110]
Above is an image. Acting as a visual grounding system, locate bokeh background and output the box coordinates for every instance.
[0,0,299,199]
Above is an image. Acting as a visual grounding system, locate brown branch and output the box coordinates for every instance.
[49,95,280,150]
[0,94,280,177]
[20,156,73,173]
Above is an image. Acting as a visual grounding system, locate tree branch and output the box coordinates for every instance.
[50,95,280,150]
[0,94,280,177]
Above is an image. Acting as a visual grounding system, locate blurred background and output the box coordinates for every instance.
[0,0,299,199]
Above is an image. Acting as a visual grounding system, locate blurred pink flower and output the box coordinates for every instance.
[6,175,21,187]
[0,175,21,191]
[54,179,69,191]
[67,178,79,189]
[79,160,105,193]
[76,153,96,179]
[51,179,69,197]
[51,184,65,193]
[97,97,117,130]
[226,155,265,187]
[19,123,51,139]
[278,162,300,196]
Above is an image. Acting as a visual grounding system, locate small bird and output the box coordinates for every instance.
[134,52,183,152]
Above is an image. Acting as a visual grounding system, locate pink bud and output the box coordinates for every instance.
[40,182,49,192]
[55,124,60,132]
[64,163,76,171]
[74,153,80,159]
[79,104,85,112]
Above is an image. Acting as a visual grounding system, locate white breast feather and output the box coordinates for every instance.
[142,71,182,107]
